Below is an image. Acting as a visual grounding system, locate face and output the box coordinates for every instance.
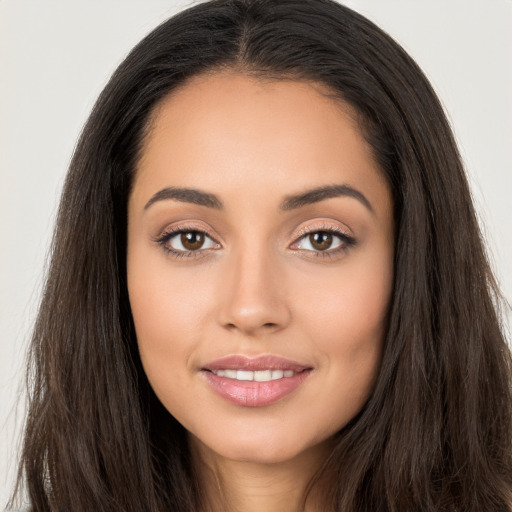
[127,72,394,465]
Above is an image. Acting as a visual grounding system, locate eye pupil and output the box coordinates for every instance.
[310,232,332,251]
[181,231,205,250]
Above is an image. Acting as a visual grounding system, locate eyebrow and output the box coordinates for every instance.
[143,184,374,214]
[280,184,374,213]
[144,187,223,210]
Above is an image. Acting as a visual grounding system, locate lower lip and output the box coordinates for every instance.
[202,370,312,407]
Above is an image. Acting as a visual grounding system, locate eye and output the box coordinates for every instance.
[296,231,343,251]
[291,226,356,258]
[156,227,220,257]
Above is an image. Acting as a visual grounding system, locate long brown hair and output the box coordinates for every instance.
[11,0,512,510]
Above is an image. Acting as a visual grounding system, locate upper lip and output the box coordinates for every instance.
[203,355,311,373]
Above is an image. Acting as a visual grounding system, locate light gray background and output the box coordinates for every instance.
[1,0,511,505]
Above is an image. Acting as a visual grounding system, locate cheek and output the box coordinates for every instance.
[129,236,211,333]
[294,252,392,406]
[298,254,392,346]
[127,247,233,418]
[127,250,206,391]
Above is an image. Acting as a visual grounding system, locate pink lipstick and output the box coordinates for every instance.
[202,355,312,407]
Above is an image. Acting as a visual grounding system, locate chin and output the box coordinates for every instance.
[192,425,329,466]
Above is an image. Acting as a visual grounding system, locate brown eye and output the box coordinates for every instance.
[158,228,219,255]
[309,232,333,251]
[181,231,205,250]
[293,228,354,256]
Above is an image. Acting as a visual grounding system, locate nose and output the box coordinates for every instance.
[217,245,291,337]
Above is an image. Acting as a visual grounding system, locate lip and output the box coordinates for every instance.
[203,355,310,373]
[201,355,313,407]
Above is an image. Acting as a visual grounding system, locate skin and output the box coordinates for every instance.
[127,72,394,512]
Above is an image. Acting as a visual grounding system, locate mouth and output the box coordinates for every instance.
[201,355,313,407]
[209,368,297,381]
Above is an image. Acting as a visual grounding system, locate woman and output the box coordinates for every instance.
[10,0,512,510]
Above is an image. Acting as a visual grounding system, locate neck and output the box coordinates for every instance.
[189,435,333,512]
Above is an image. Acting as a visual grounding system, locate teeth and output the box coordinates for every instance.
[254,370,271,382]
[213,369,297,381]
[237,370,254,381]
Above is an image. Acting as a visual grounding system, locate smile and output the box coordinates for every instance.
[202,355,312,407]
[211,369,296,381]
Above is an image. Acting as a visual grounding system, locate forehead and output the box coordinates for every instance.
[132,72,390,215]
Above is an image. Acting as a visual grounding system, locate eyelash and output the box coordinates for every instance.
[154,223,356,260]
[292,224,356,259]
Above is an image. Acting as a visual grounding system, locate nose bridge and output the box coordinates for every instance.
[218,239,290,335]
